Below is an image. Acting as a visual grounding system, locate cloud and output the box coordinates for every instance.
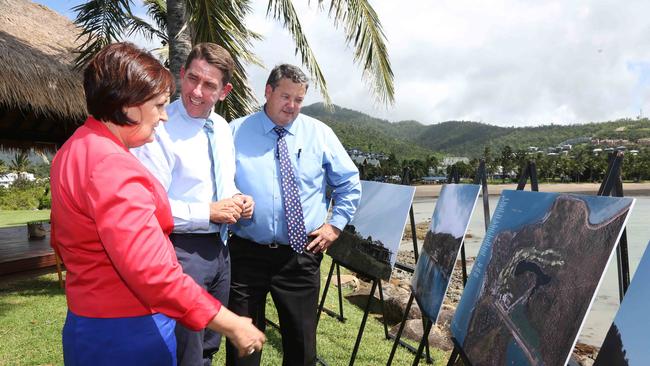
[246,0,650,126]
[34,0,650,126]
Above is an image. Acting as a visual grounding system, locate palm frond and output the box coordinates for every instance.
[125,14,168,43]
[187,0,264,120]
[266,0,332,106]
[143,0,168,36]
[72,0,134,69]
[322,0,395,105]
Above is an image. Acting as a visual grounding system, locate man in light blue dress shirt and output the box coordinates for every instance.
[133,43,255,366]
[226,64,361,366]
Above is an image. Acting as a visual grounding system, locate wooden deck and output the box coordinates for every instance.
[0,223,57,276]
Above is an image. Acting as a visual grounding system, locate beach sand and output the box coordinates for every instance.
[414,182,650,198]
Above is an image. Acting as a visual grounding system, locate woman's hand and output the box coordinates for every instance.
[207,307,265,357]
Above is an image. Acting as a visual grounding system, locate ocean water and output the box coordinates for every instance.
[408,194,650,347]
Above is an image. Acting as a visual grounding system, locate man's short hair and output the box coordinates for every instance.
[266,64,309,90]
[83,42,174,126]
[184,43,235,86]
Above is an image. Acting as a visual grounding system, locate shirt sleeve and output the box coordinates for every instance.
[132,133,211,233]
[84,153,221,330]
[323,128,362,231]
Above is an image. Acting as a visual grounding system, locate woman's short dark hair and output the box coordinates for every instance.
[83,42,174,126]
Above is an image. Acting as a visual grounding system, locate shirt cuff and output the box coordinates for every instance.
[188,202,211,231]
[177,295,222,331]
[328,216,348,233]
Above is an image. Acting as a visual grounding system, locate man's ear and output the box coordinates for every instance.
[264,84,272,100]
[219,83,233,101]
[180,66,186,80]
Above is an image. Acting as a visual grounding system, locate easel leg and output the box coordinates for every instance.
[336,263,345,321]
[387,293,414,365]
[349,280,378,366]
[317,260,336,325]
[446,346,459,366]
[409,206,420,262]
[377,280,389,339]
[412,319,433,366]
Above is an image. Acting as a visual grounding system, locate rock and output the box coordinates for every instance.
[389,319,454,352]
[376,282,421,323]
[331,274,359,290]
[403,220,430,242]
[570,342,598,366]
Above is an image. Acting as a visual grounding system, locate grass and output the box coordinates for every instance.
[0,256,448,365]
[0,274,67,365]
[0,210,50,228]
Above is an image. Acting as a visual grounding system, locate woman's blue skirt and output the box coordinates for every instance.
[62,310,177,366]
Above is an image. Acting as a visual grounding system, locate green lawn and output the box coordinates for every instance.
[0,210,50,228]
[0,256,448,365]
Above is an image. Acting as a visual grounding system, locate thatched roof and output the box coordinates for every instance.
[0,0,86,151]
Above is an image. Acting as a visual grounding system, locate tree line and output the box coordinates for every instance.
[0,152,51,210]
[356,144,650,184]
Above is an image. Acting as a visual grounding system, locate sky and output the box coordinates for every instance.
[348,181,414,266]
[430,184,480,238]
[33,0,650,126]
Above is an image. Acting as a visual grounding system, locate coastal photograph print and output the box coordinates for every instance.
[594,241,650,366]
[450,190,634,366]
[411,184,481,323]
[327,180,415,280]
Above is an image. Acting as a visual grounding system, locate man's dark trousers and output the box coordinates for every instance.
[225,235,322,366]
[169,233,230,366]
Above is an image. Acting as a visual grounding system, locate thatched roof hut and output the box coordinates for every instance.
[0,0,86,152]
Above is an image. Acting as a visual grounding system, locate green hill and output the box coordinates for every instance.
[301,104,437,160]
[302,103,650,158]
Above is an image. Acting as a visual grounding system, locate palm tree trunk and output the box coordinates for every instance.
[167,0,192,100]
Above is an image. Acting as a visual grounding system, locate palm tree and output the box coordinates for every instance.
[72,0,394,120]
[9,152,31,173]
[0,159,7,176]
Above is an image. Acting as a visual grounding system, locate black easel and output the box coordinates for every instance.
[444,338,474,366]
[389,163,492,366]
[382,168,434,364]
[327,263,390,366]
[473,159,492,232]
[447,165,460,185]
[516,160,539,192]
[400,167,423,265]
[597,152,630,302]
[317,260,346,323]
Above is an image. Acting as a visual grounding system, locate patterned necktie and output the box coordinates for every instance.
[204,119,228,241]
[274,127,307,253]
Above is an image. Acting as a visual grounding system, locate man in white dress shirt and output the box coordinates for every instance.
[133,43,254,366]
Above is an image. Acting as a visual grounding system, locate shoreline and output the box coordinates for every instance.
[414,182,650,198]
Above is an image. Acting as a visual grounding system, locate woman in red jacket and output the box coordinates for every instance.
[50,42,264,365]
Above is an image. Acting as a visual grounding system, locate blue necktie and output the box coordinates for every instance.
[274,127,307,253]
[203,119,228,241]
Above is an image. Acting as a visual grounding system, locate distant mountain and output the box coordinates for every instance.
[302,103,650,158]
[301,103,437,160]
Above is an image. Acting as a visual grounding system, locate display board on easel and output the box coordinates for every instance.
[449,190,634,366]
[327,180,415,281]
[594,241,650,366]
[324,180,415,366]
[387,184,480,366]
